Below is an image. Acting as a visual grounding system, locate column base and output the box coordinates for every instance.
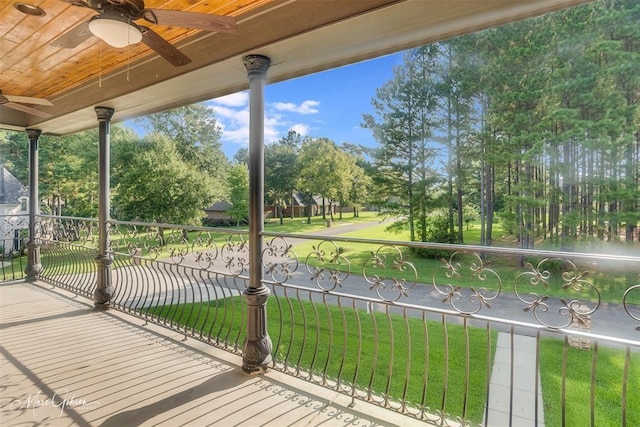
[93,301,110,310]
[242,286,272,374]
[241,337,273,375]
[94,254,113,310]
[25,241,42,279]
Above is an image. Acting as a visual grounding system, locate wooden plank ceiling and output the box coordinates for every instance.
[0,0,593,135]
[1,0,271,100]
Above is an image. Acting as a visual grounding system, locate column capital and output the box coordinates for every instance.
[95,106,115,122]
[243,55,271,79]
[25,128,42,140]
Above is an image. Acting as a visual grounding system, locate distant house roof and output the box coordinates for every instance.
[204,200,233,212]
[0,167,27,205]
[293,192,321,207]
[291,193,338,207]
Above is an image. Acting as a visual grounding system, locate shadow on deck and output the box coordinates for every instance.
[0,281,425,426]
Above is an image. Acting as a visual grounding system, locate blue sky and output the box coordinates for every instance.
[207,52,404,159]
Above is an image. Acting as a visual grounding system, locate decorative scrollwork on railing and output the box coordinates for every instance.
[108,222,251,275]
[191,231,220,270]
[163,229,190,264]
[432,251,501,314]
[75,220,97,247]
[36,216,97,248]
[515,258,599,329]
[362,244,416,302]
[305,240,350,292]
[221,234,249,276]
[0,215,29,258]
[263,236,298,284]
[623,282,640,332]
[111,225,164,259]
[0,215,28,234]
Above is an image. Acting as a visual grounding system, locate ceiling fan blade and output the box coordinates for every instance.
[2,102,52,119]
[142,9,236,33]
[140,26,192,67]
[51,21,93,49]
[2,95,53,107]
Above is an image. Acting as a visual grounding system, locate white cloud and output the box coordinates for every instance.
[290,123,310,136]
[213,92,249,107]
[208,93,318,154]
[272,100,320,115]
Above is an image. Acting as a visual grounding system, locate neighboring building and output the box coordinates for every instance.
[268,192,338,219]
[207,192,339,225]
[267,192,307,219]
[203,200,233,225]
[0,167,29,255]
[0,167,28,216]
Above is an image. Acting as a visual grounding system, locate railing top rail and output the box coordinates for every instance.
[35,215,248,235]
[0,214,28,218]
[38,214,98,222]
[263,231,640,263]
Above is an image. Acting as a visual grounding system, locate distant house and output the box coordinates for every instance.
[267,192,337,219]
[203,200,233,225]
[0,167,29,254]
[266,192,307,219]
[0,167,28,216]
[206,192,339,225]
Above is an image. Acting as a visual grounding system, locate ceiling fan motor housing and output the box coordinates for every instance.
[89,0,145,18]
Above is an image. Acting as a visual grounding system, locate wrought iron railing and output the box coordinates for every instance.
[261,231,640,426]
[34,215,640,426]
[0,214,28,282]
[37,215,99,295]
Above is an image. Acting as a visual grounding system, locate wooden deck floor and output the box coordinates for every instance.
[0,281,425,427]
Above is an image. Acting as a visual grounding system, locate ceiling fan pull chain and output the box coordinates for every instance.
[126,18,132,82]
[99,44,102,88]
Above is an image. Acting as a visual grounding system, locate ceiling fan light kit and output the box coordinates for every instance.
[88,12,142,48]
[51,0,237,66]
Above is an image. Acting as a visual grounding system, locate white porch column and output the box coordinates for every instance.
[242,54,272,374]
[94,106,114,309]
[25,128,41,279]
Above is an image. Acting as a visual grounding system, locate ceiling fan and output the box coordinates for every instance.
[0,90,53,119]
[51,0,237,67]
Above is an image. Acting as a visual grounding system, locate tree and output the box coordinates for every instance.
[112,133,218,226]
[343,161,372,218]
[363,46,441,242]
[432,40,476,244]
[233,148,249,164]
[265,131,301,223]
[0,130,28,184]
[137,103,229,182]
[227,163,249,227]
[296,138,352,224]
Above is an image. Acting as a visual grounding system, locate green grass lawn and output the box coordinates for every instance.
[147,296,497,424]
[540,338,640,426]
[0,256,26,280]
[38,242,98,275]
[263,210,383,233]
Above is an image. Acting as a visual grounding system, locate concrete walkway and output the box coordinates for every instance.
[485,333,544,427]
